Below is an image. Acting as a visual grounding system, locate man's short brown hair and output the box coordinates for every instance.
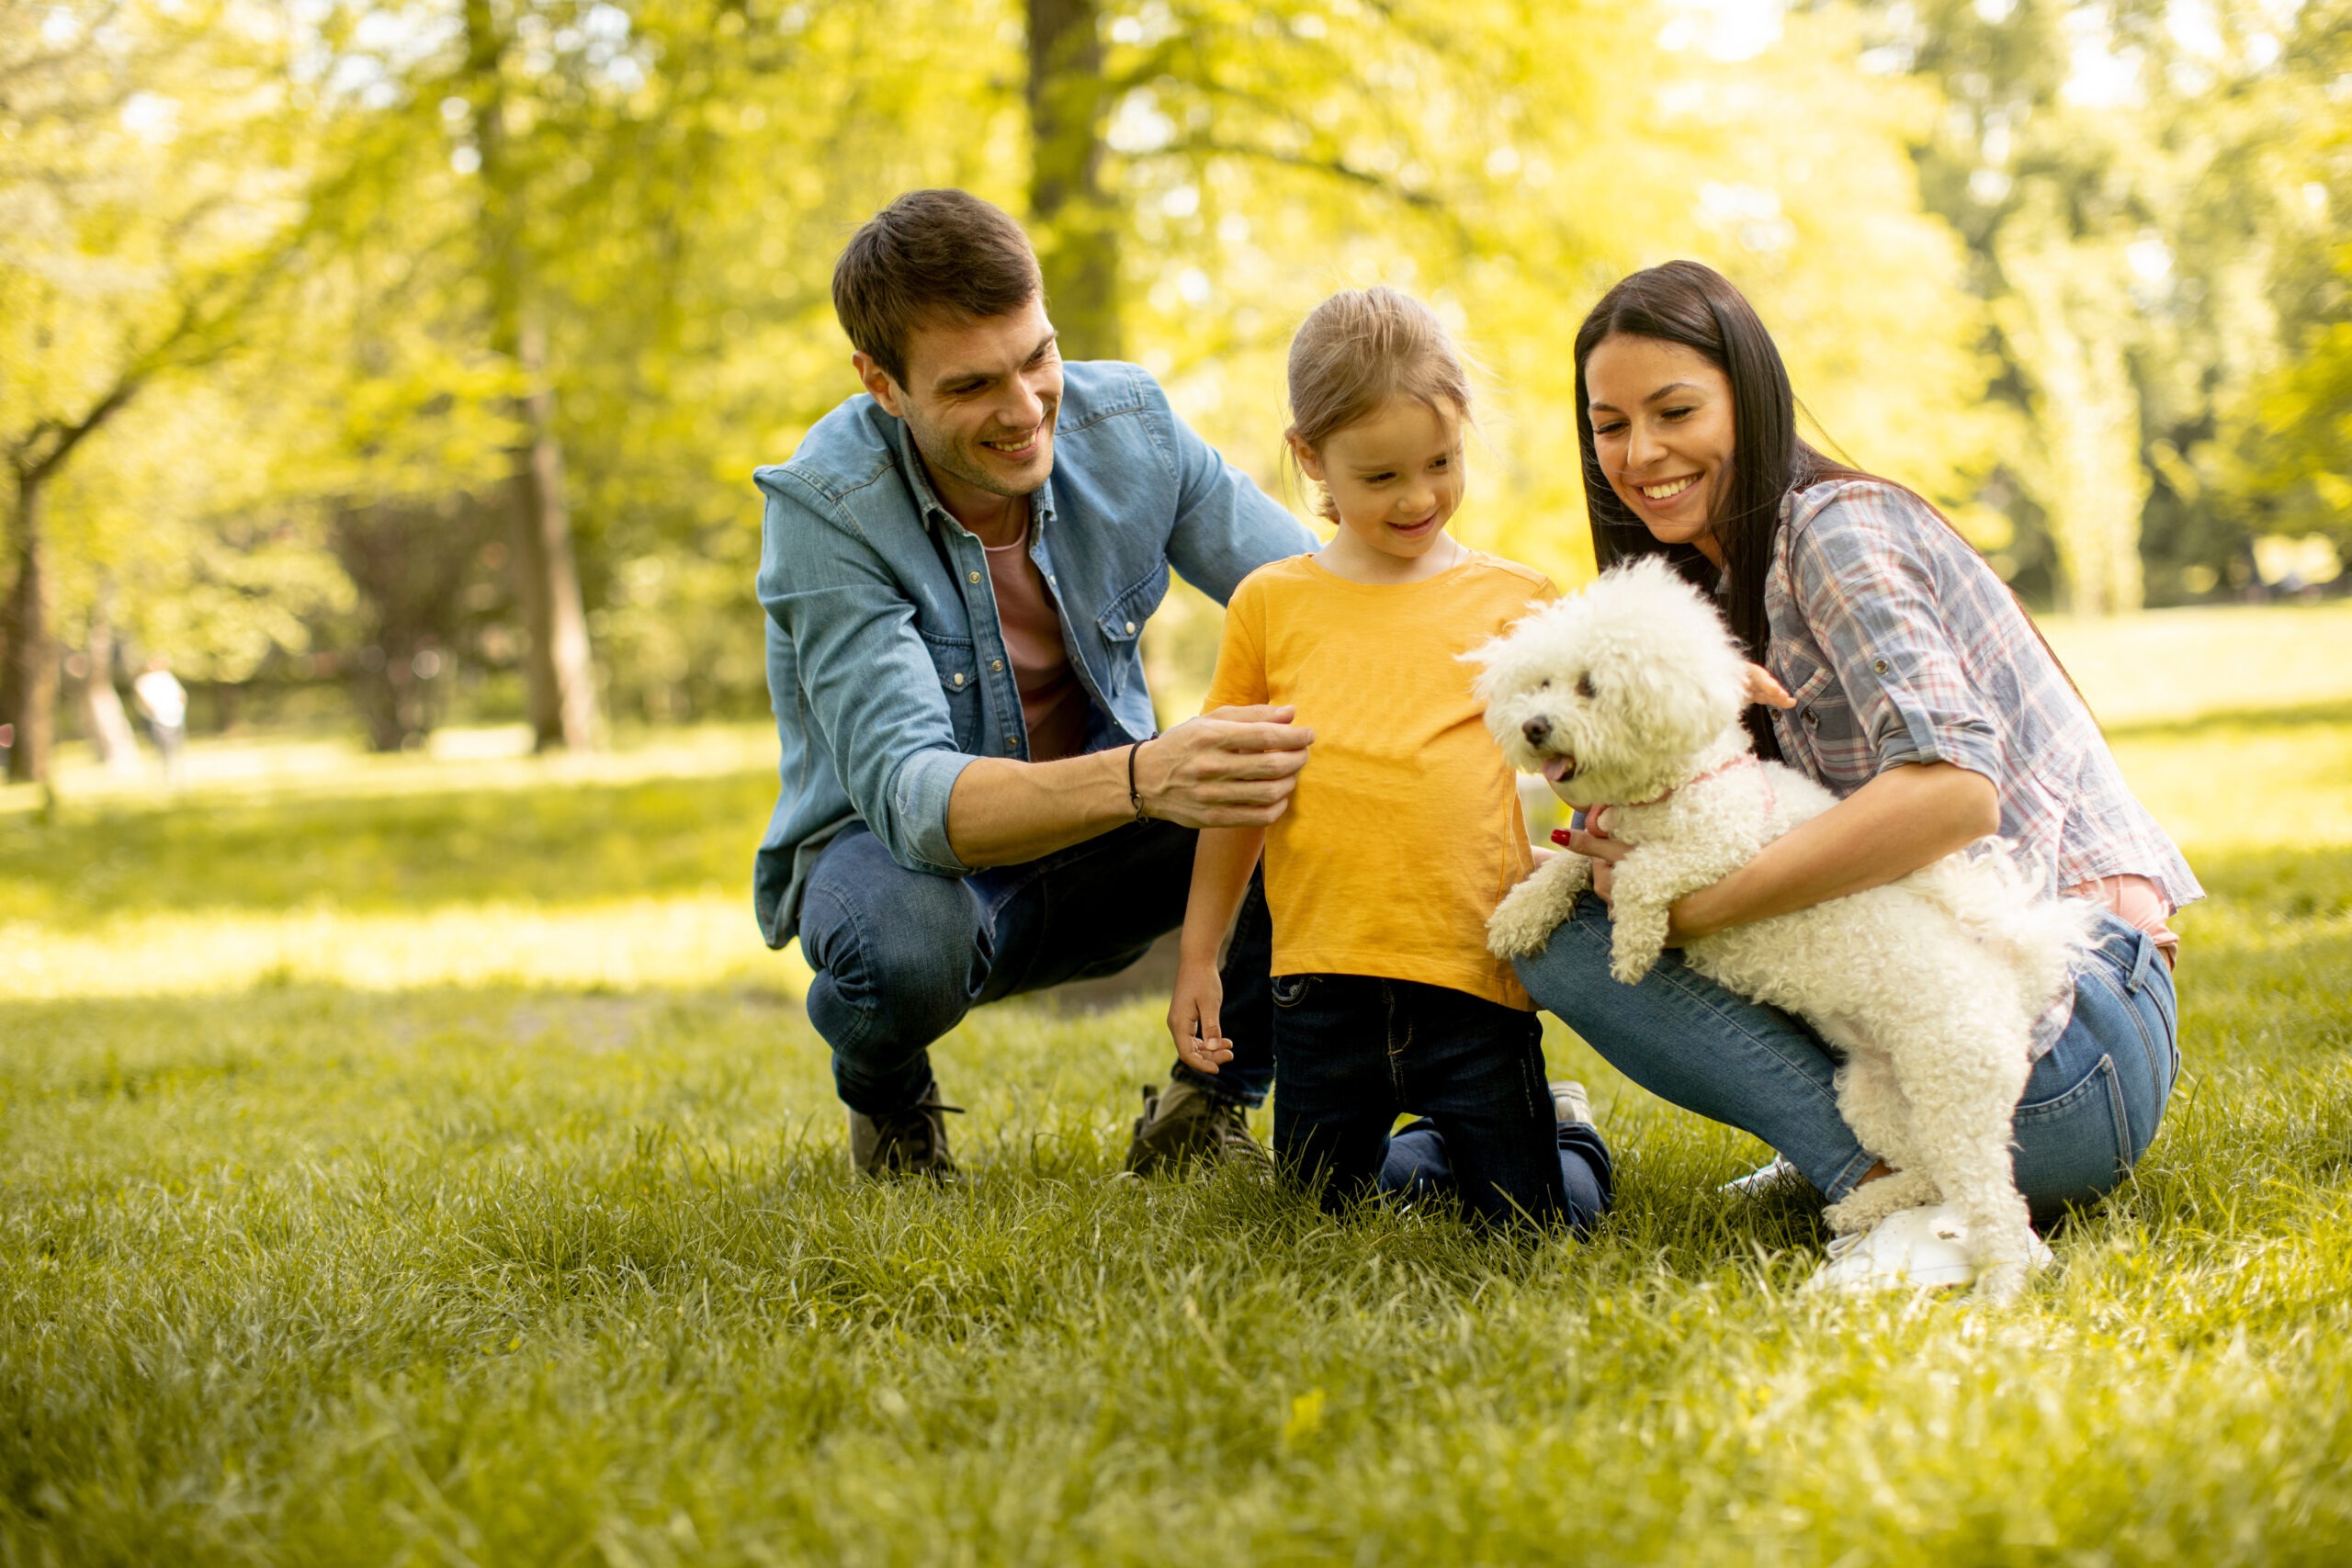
[833,190,1044,387]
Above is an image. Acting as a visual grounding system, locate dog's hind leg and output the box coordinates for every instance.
[1884,1009,2039,1303]
[1819,1047,1937,1235]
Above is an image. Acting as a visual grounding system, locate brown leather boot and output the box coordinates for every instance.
[848,1079,963,1179]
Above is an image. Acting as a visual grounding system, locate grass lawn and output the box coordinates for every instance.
[6,629,2352,1562]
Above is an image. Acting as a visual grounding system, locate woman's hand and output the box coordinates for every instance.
[1745,663,1796,710]
[1558,812,1634,910]
[1167,960,1233,1075]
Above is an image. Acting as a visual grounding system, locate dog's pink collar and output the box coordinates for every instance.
[1553,754,1760,845]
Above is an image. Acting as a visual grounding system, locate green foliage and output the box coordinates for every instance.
[4,704,2352,1561]
[1875,0,2351,609]
[12,0,2352,755]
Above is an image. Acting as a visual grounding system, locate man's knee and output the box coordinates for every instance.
[800,836,986,1047]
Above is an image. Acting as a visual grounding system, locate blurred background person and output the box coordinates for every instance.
[130,656,188,788]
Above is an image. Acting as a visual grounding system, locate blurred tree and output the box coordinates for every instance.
[1865,0,2342,609]
[74,578,141,773]
[0,0,2103,754]
[331,493,502,750]
[2210,1,2352,570]
[458,0,599,751]
[1030,0,1121,358]
[0,0,303,783]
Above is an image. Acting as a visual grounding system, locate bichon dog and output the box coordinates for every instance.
[1476,558,2097,1303]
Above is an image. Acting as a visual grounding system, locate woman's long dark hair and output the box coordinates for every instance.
[1573,261,1860,759]
[1572,260,2088,758]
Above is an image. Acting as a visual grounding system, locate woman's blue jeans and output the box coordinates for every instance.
[1512,897,2180,1222]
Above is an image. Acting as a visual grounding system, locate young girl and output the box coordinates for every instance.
[1167,287,1612,1230]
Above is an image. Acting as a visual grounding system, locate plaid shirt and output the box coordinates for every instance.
[1764,479,2201,914]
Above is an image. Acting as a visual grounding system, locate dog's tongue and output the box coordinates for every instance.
[1540,755,1577,784]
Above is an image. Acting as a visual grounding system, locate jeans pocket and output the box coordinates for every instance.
[2012,1052,2131,1205]
[1272,975,1316,1010]
[2085,961,2167,1129]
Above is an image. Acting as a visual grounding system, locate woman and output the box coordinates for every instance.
[1515,261,2193,1289]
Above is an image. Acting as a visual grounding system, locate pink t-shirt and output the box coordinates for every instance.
[983,528,1090,762]
[2065,873,2180,967]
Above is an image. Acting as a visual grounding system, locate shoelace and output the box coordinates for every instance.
[881,1099,963,1160]
[1823,1230,1870,1261]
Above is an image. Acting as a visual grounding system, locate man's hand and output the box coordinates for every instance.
[1168,960,1233,1075]
[1136,705,1313,829]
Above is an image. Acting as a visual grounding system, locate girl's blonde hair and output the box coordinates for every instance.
[1285,286,1475,520]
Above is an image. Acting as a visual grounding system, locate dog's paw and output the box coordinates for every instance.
[1607,951,1657,986]
[1487,883,1570,959]
[1973,1259,2031,1306]
[1822,1169,1938,1235]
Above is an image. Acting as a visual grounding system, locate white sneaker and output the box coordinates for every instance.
[1804,1203,1982,1294]
[1720,1155,1805,1197]
[1549,1080,1592,1126]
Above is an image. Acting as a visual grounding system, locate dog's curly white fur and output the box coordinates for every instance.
[1473,558,2098,1303]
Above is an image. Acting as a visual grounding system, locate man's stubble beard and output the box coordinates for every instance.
[900,399,1055,502]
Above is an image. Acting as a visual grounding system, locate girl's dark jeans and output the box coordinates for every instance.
[1271,973,1613,1233]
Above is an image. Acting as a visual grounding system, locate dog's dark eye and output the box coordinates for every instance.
[1536,678,1551,690]
[1575,673,1596,700]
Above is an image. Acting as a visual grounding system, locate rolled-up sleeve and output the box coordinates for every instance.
[1147,376,1317,604]
[758,474,973,877]
[1787,486,2003,782]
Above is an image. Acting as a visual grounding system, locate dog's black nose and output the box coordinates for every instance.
[1521,716,1553,747]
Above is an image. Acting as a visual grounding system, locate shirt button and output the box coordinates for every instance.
[1804,708,1818,728]
[967,570,981,584]
[991,660,1004,672]
[1125,620,1136,634]
[952,672,965,687]
[1872,658,1890,675]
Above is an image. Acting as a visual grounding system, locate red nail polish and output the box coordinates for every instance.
[1551,829,1575,847]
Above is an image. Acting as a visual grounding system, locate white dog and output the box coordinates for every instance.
[1476,558,2096,1302]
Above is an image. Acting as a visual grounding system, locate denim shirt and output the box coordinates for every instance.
[752,360,1317,947]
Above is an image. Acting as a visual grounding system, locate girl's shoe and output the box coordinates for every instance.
[1548,1080,1593,1127]
[1122,1080,1272,1178]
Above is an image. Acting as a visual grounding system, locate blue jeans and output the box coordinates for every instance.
[1514,898,2180,1222]
[1271,974,1614,1233]
[798,820,1272,1115]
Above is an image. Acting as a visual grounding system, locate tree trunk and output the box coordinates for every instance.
[1,469,58,784]
[1994,196,2147,616]
[80,579,141,773]
[1027,0,1122,361]
[465,0,601,752]
[509,315,598,750]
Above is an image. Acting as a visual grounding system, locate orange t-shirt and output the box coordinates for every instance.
[1204,551,1555,1009]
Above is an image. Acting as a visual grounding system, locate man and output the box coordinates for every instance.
[754,189,1317,1179]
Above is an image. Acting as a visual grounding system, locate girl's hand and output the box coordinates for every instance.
[1167,961,1233,1075]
